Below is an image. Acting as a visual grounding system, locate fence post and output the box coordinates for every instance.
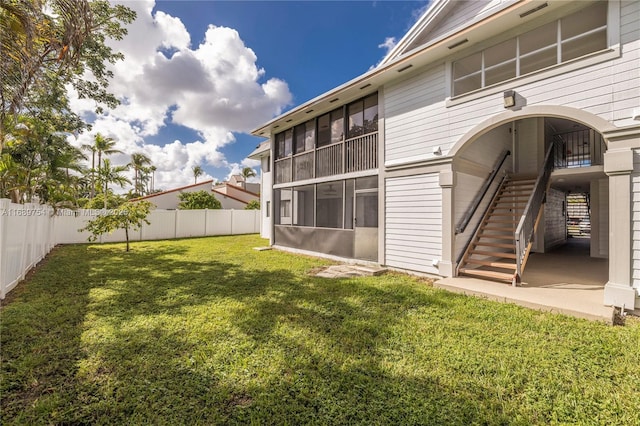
[0,199,9,299]
[230,209,234,235]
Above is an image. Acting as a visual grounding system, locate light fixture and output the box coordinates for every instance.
[503,90,516,108]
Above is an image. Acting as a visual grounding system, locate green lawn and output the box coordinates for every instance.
[2,235,639,425]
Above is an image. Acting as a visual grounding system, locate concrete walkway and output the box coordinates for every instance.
[435,239,614,323]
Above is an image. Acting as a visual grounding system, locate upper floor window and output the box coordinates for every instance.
[452,1,607,97]
[348,94,378,138]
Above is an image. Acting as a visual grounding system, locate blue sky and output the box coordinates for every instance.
[69,1,429,190]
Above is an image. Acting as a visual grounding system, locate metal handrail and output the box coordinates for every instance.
[514,143,554,283]
[456,150,511,234]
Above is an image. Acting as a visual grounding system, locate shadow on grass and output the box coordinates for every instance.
[2,236,639,424]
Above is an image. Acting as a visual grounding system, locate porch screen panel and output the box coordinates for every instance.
[316,182,344,228]
[385,174,442,274]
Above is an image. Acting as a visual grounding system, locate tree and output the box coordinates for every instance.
[244,199,260,210]
[80,200,153,252]
[241,166,256,179]
[192,165,203,184]
[0,0,136,152]
[97,158,130,209]
[129,152,151,197]
[178,190,221,210]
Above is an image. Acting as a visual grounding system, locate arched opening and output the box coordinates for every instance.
[452,111,608,289]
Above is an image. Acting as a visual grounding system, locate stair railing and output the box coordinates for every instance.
[455,150,511,272]
[514,144,554,284]
[456,150,511,234]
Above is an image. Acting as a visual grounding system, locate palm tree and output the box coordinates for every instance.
[98,158,130,209]
[149,165,157,193]
[129,152,151,197]
[192,165,203,184]
[84,133,122,198]
[241,166,257,179]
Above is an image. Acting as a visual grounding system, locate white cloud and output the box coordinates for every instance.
[68,0,291,190]
[378,37,397,55]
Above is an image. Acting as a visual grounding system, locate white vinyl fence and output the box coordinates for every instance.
[0,199,260,299]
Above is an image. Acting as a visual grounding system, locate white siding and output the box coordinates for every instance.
[385,174,442,274]
[385,64,447,164]
[405,0,505,54]
[632,149,640,291]
[383,1,640,167]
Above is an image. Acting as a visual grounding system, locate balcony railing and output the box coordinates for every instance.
[275,132,378,184]
[293,151,314,181]
[346,133,378,173]
[553,129,605,169]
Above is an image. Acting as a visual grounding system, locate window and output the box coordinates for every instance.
[266,201,270,217]
[276,133,285,159]
[284,129,293,157]
[294,123,306,154]
[347,94,378,139]
[274,188,292,225]
[316,181,343,228]
[293,185,314,226]
[281,201,291,217]
[317,113,331,147]
[330,109,344,144]
[452,1,607,97]
[348,101,364,138]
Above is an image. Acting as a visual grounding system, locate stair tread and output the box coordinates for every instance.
[478,235,516,240]
[459,268,514,281]
[469,250,517,259]
[474,241,515,248]
[481,226,516,232]
[465,259,517,269]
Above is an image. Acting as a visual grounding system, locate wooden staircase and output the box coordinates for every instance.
[458,177,537,284]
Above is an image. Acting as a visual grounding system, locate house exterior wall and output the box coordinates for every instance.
[261,156,272,240]
[632,149,640,293]
[139,181,213,210]
[385,173,442,274]
[383,1,638,171]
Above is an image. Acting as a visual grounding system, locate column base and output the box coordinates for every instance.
[438,260,454,277]
[604,281,637,310]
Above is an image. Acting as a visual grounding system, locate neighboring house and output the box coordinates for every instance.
[228,174,261,194]
[252,0,640,311]
[132,180,215,209]
[248,140,272,239]
[132,179,260,210]
[212,181,260,210]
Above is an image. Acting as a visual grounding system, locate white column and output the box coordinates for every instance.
[603,148,636,308]
[439,168,455,276]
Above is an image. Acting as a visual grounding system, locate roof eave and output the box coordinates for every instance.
[252,0,558,138]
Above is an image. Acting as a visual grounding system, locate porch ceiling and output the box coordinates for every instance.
[550,167,605,192]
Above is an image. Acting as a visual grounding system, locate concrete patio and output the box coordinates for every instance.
[435,238,615,323]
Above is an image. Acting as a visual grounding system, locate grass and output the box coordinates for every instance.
[1,234,639,425]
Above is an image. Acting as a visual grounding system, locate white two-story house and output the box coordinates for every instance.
[252,0,640,312]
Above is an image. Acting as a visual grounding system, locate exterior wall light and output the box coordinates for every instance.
[504,90,516,108]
